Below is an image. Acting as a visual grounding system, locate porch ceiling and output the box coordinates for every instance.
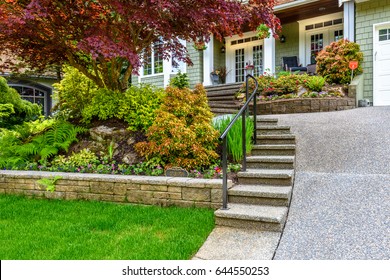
[275,0,342,25]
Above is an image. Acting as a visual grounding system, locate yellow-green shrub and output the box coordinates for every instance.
[135,85,219,170]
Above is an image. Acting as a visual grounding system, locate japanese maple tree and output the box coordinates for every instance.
[0,0,280,91]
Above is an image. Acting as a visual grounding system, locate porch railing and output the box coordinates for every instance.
[219,74,259,210]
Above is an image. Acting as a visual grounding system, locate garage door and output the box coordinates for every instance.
[374,24,390,106]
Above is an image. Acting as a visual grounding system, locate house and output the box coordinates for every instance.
[133,0,390,107]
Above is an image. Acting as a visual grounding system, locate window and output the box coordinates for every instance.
[235,49,245,83]
[143,41,164,76]
[253,45,263,77]
[379,29,390,41]
[334,30,343,41]
[310,33,323,64]
[9,84,51,116]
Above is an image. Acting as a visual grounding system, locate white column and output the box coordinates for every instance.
[343,0,355,41]
[263,35,275,75]
[163,57,172,87]
[203,36,214,86]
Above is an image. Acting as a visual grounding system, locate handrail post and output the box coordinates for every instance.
[222,137,228,210]
[242,106,246,172]
[253,89,257,145]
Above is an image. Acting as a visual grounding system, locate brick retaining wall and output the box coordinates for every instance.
[255,97,356,115]
[0,171,230,209]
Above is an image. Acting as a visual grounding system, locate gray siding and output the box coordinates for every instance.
[187,45,204,88]
[275,22,300,72]
[356,0,390,101]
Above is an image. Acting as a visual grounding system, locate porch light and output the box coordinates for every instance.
[220,45,226,53]
[280,35,286,43]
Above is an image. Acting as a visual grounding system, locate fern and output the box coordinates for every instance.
[0,121,86,168]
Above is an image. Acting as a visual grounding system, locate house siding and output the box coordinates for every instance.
[356,0,390,101]
[187,45,204,88]
[139,75,165,88]
[275,22,300,71]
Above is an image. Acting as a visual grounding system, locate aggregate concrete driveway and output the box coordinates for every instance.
[273,107,390,259]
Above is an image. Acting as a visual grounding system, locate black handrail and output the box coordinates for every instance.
[219,74,259,210]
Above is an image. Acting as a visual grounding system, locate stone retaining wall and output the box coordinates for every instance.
[0,171,230,209]
[255,97,356,115]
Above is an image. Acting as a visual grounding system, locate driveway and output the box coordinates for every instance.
[273,107,390,259]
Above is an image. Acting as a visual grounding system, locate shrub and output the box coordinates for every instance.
[213,115,254,162]
[169,71,190,89]
[316,39,363,84]
[53,65,99,120]
[304,76,326,92]
[0,77,41,128]
[117,85,165,132]
[81,88,122,123]
[0,121,86,169]
[135,84,219,170]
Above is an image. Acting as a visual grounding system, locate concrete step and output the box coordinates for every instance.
[255,118,278,126]
[211,108,240,115]
[208,102,241,109]
[207,95,237,101]
[237,169,294,186]
[229,185,292,206]
[256,126,291,135]
[246,156,295,169]
[251,144,296,156]
[257,134,296,144]
[215,203,288,232]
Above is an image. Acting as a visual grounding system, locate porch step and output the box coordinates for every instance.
[211,108,240,115]
[246,156,295,169]
[257,134,296,144]
[251,144,296,156]
[237,169,294,186]
[229,185,292,206]
[215,203,288,232]
[256,118,279,126]
[208,102,241,109]
[257,126,291,135]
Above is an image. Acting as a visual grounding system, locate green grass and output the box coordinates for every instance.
[0,195,215,260]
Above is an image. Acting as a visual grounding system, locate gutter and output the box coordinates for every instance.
[274,0,320,12]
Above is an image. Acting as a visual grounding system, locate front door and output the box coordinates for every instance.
[374,23,390,106]
[226,36,264,83]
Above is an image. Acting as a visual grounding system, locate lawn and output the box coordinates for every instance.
[0,195,215,260]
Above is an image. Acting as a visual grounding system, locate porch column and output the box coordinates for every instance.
[203,36,214,86]
[343,0,355,41]
[163,57,172,87]
[263,35,275,75]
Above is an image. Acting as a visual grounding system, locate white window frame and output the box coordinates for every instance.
[298,12,343,66]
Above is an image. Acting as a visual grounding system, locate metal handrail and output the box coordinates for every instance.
[219,74,259,210]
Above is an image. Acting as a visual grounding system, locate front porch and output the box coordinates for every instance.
[203,0,354,86]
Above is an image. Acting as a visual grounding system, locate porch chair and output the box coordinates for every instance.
[282,56,307,73]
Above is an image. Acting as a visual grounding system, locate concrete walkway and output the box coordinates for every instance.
[195,107,390,260]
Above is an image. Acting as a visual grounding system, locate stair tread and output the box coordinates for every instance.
[215,203,288,223]
[257,134,295,139]
[252,144,296,149]
[246,156,295,162]
[229,185,292,198]
[256,125,291,129]
[237,169,294,178]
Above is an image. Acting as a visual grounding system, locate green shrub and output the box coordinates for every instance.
[81,88,122,123]
[117,85,165,132]
[213,115,254,162]
[304,75,326,92]
[316,39,363,84]
[53,66,99,120]
[169,71,190,89]
[0,77,41,128]
[0,121,86,169]
[135,84,219,170]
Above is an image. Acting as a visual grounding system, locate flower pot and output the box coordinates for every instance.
[211,73,220,85]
